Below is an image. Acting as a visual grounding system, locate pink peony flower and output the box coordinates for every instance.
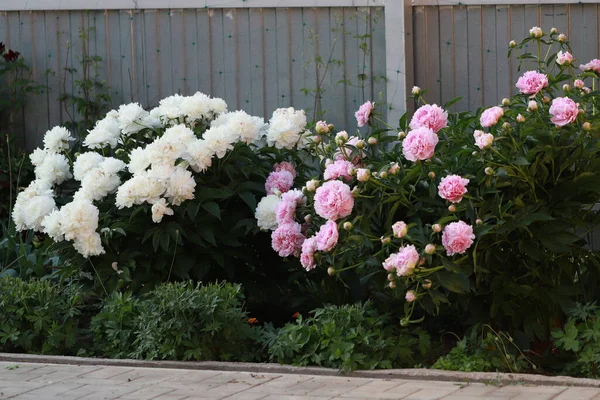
[480,106,504,127]
[556,51,573,66]
[580,59,600,73]
[265,170,293,195]
[409,104,448,133]
[314,180,354,221]
[355,101,374,127]
[273,161,297,178]
[574,79,585,89]
[438,175,469,203]
[300,236,317,271]
[392,221,408,238]
[382,245,419,276]
[402,127,439,162]
[442,221,475,256]
[405,290,417,302]
[315,220,339,252]
[549,97,579,127]
[473,130,494,150]
[271,222,306,257]
[324,159,354,181]
[515,71,548,95]
[276,189,305,225]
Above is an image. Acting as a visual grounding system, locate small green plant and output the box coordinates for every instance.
[59,26,111,138]
[0,276,83,354]
[265,301,431,371]
[91,281,264,361]
[551,302,600,378]
[433,325,535,373]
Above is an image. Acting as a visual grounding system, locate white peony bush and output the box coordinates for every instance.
[13,92,310,259]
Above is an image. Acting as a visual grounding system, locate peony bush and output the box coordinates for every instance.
[257,28,600,338]
[12,92,313,296]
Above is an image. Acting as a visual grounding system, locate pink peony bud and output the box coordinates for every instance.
[327,267,336,276]
[335,131,348,142]
[343,221,353,231]
[476,218,483,225]
[405,290,417,302]
[389,163,400,175]
[387,273,395,282]
[423,279,432,289]
[558,33,567,42]
[563,84,571,92]
[368,137,377,145]
[485,167,494,176]
[412,86,421,95]
[529,26,543,38]
[432,224,442,233]
[398,131,406,139]
[392,221,408,238]
[425,244,436,255]
[517,114,526,123]
[379,171,388,179]
[381,236,392,245]
[528,100,538,111]
[550,27,558,35]
[583,122,591,131]
[356,168,370,182]
[315,120,329,134]
[556,50,573,66]
[502,98,510,106]
[575,79,585,89]
[428,171,436,179]
[389,281,396,289]
[448,205,456,212]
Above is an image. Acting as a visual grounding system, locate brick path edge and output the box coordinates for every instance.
[1,353,598,388]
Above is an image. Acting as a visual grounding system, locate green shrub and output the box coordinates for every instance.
[0,276,82,354]
[92,281,264,361]
[265,302,431,371]
[551,302,600,378]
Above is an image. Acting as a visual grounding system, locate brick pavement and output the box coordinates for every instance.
[0,362,599,400]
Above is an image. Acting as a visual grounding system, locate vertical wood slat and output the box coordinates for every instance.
[248,8,264,118]
[157,9,173,101]
[170,9,185,96]
[467,6,482,111]
[453,6,469,111]
[495,5,511,102]
[236,8,251,109]
[210,9,225,102]
[302,8,318,122]
[262,8,278,114]
[581,4,599,66]
[482,6,497,107]
[195,9,211,97]
[438,6,454,109]
[222,8,238,110]
[370,7,386,120]
[425,6,441,106]
[342,8,360,128]
[288,8,304,114]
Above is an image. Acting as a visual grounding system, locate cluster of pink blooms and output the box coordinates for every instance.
[473,130,494,150]
[383,244,419,276]
[409,104,448,133]
[265,162,296,195]
[515,71,548,95]
[355,101,374,127]
[580,59,600,73]
[441,221,475,256]
[480,106,504,127]
[549,97,580,127]
[402,127,439,162]
[323,159,354,181]
[556,51,573,66]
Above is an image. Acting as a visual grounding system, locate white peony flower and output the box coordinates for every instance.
[35,152,72,185]
[41,210,65,242]
[266,107,307,149]
[117,103,149,135]
[79,169,122,201]
[151,198,174,223]
[212,110,266,144]
[203,125,237,158]
[59,199,100,241]
[162,124,196,149]
[255,194,281,231]
[185,139,213,172]
[180,92,212,122]
[115,172,166,208]
[84,116,121,149]
[155,94,186,123]
[165,166,196,206]
[128,147,151,175]
[43,126,74,153]
[73,232,105,258]
[30,148,50,167]
[73,152,104,181]
[209,97,228,116]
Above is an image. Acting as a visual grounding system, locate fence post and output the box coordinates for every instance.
[385,0,413,126]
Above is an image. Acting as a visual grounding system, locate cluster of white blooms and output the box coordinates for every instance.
[14,92,310,259]
[266,107,309,149]
[12,126,74,232]
[255,194,281,230]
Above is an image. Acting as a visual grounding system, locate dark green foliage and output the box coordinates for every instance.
[0,276,82,354]
[265,302,431,371]
[91,281,264,361]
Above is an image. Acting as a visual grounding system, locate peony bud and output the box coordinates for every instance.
[398,131,406,139]
[516,114,526,123]
[306,179,319,192]
[485,167,494,176]
[400,317,409,327]
[529,26,543,38]
[343,221,353,231]
[423,279,432,289]
[351,186,361,197]
[425,244,436,255]
[558,33,567,42]
[356,168,371,182]
[419,258,426,266]
[335,130,349,142]
[563,84,571,92]
[389,163,400,175]
[336,139,344,146]
[328,123,335,131]
[412,86,421,96]
[579,109,586,115]
[528,100,538,111]
[314,135,322,144]
[432,224,442,233]
[324,158,333,167]
[381,236,392,245]
[405,290,417,302]
[448,205,456,212]
[368,137,377,145]
[583,87,591,94]
[392,221,408,238]
[379,171,388,179]
[476,218,483,225]
[543,96,551,104]
[502,98,510,106]
[472,151,478,156]
[349,167,357,176]
[509,40,517,48]
[304,214,312,223]
[327,267,336,276]
[550,27,558,35]
[575,79,585,89]
[389,281,397,289]
[583,122,591,131]
[387,273,395,282]
[355,139,366,149]
[315,120,329,134]
[428,171,436,179]
[502,122,511,130]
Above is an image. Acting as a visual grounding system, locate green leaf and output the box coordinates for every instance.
[201,202,221,220]
[187,202,200,219]
[198,228,217,246]
[436,270,470,294]
[239,191,257,211]
[519,212,554,226]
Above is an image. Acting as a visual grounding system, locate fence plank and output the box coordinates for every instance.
[438,6,454,109]
[467,6,482,111]
[169,9,185,96]
[248,8,265,117]
[453,6,469,111]
[275,8,291,109]
[495,5,511,101]
[581,4,598,66]
[157,9,173,100]
[195,9,212,97]
[235,8,252,109]
[288,8,304,114]
[222,8,238,109]
[262,8,278,114]
[302,7,319,122]
[425,6,441,105]
[371,6,386,120]
[482,6,497,106]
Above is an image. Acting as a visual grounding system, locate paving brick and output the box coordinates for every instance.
[402,386,461,400]
[244,375,316,395]
[20,382,86,397]
[338,379,411,399]
[117,385,177,400]
[305,377,372,397]
[446,382,500,396]
[489,385,568,399]
[259,396,334,400]
[553,387,600,400]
